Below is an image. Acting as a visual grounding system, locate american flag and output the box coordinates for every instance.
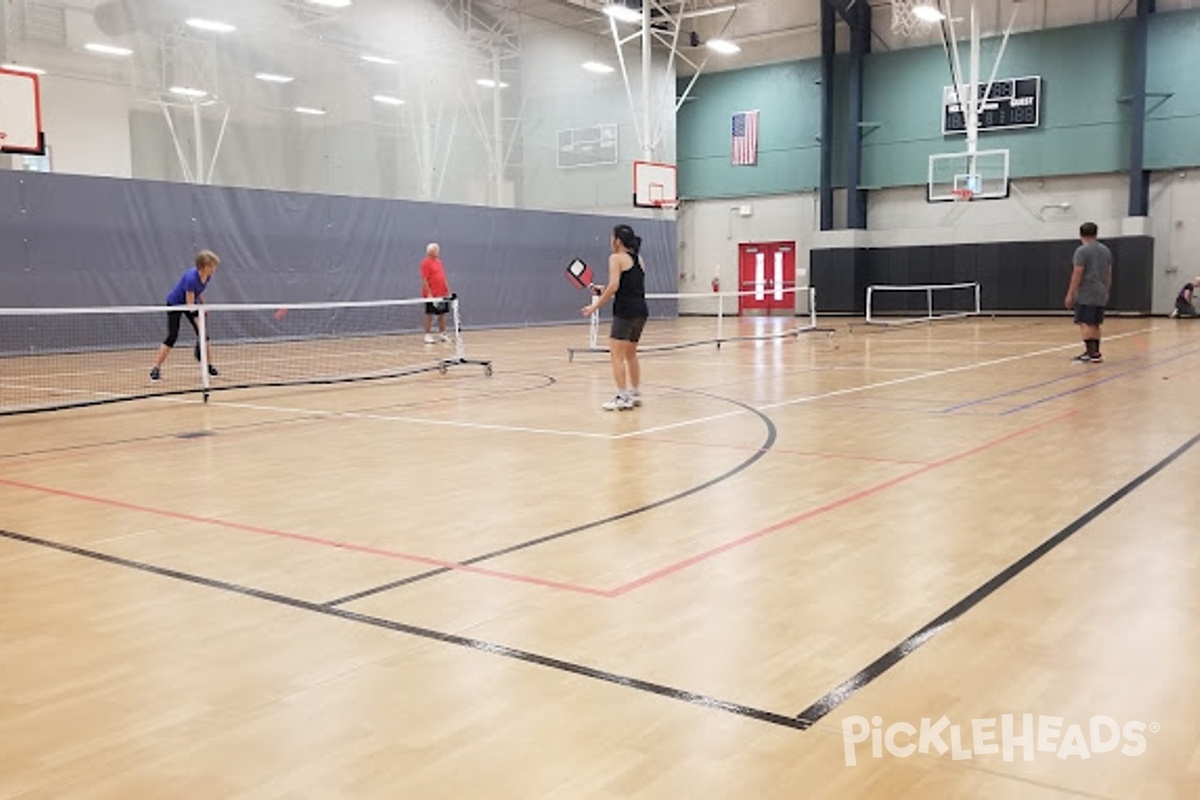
[731,110,758,166]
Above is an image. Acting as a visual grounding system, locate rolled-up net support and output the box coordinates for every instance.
[0,296,491,416]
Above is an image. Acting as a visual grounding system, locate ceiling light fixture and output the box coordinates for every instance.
[360,54,397,65]
[582,61,615,74]
[706,38,740,54]
[185,18,237,33]
[475,78,508,88]
[255,72,295,83]
[602,4,642,23]
[372,94,405,106]
[294,106,326,115]
[169,86,208,98]
[84,43,134,56]
[912,4,946,22]
[308,0,352,7]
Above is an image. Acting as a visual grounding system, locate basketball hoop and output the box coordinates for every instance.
[891,0,939,37]
[951,188,974,202]
[654,200,680,213]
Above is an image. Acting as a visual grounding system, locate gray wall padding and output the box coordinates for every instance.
[0,172,676,352]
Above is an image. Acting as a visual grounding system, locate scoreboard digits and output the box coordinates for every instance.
[943,76,1040,134]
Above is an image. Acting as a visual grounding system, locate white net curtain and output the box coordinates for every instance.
[0,0,677,213]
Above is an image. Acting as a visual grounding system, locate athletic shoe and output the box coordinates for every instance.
[630,390,642,406]
[1169,309,1179,319]
[423,334,436,344]
[207,365,219,376]
[602,394,634,411]
[1088,353,1103,363]
[439,333,451,343]
[150,367,161,381]
[1071,353,1101,364]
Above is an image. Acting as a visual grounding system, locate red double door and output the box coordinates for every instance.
[737,241,797,315]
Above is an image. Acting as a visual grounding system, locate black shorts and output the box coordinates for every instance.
[1073,304,1105,326]
[425,301,449,315]
[163,307,200,347]
[610,316,647,343]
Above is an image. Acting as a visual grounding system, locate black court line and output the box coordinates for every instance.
[322,386,778,607]
[795,429,1200,726]
[0,526,805,732]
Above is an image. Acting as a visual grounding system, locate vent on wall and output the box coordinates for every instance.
[21,0,67,44]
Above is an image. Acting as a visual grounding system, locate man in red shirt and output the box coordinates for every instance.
[420,243,452,343]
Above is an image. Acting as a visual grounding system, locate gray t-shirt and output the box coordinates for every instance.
[1072,240,1112,307]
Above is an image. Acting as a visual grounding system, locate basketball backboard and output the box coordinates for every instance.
[633,161,678,208]
[928,148,1009,202]
[0,68,45,155]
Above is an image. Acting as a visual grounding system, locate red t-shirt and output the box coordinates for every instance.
[421,256,448,298]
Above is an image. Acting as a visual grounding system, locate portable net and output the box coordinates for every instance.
[0,296,490,415]
[864,282,982,327]
[568,287,820,360]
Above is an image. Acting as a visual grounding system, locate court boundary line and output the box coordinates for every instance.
[999,343,1200,415]
[941,338,1200,413]
[0,525,808,731]
[0,371,560,465]
[321,386,778,607]
[794,429,1200,726]
[3,430,1189,736]
[609,409,1077,595]
[615,328,1154,440]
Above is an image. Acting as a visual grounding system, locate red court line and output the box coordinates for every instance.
[609,408,1079,596]
[0,476,610,597]
[0,408,1077,601]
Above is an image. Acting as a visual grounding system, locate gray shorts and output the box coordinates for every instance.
[610,316,647,343]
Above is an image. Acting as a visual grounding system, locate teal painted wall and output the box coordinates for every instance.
[1146,10,1200,170]
[675,60,826,199]
[677,9,1200,199]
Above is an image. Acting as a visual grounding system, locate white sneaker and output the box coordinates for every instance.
[1169,309,1179,319]
[630,390,642,406]
[424,333,436,344]
[602,394,634,411]
[439,333,451,343]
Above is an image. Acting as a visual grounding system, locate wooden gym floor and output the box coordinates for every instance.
[1,315,1198,799]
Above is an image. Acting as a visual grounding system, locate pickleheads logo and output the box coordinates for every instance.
[842,714,1158,766]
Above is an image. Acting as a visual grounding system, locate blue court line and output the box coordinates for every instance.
[1000,343,1200,416]
[941,338,1198,413]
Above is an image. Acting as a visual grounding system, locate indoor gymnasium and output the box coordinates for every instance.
[1,0,1198,797]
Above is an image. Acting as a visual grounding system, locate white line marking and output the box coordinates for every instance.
[204,398,615,440]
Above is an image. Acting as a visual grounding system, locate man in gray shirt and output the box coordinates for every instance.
[1065,222,1113,363]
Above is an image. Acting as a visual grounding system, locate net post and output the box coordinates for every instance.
[716,290,724,348]
[927,287,934,321]
[451,296,465,360]
[865,286,874,325]
[975,282,982,315]
[197,304,210,402]
[589,306,599,349]
[808,286,817,329]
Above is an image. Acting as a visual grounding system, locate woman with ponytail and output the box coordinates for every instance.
[581,224,649,410]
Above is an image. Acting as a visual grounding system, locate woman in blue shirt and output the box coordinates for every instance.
[151,250,219,381]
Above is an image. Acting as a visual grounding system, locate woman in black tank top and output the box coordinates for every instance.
[581,224,648,410]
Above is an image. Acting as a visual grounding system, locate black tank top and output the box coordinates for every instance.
[613,254,648,319]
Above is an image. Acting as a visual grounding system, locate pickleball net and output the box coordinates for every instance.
[0,296,491,415]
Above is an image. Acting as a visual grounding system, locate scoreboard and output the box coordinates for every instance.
[942,76,1041,134]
